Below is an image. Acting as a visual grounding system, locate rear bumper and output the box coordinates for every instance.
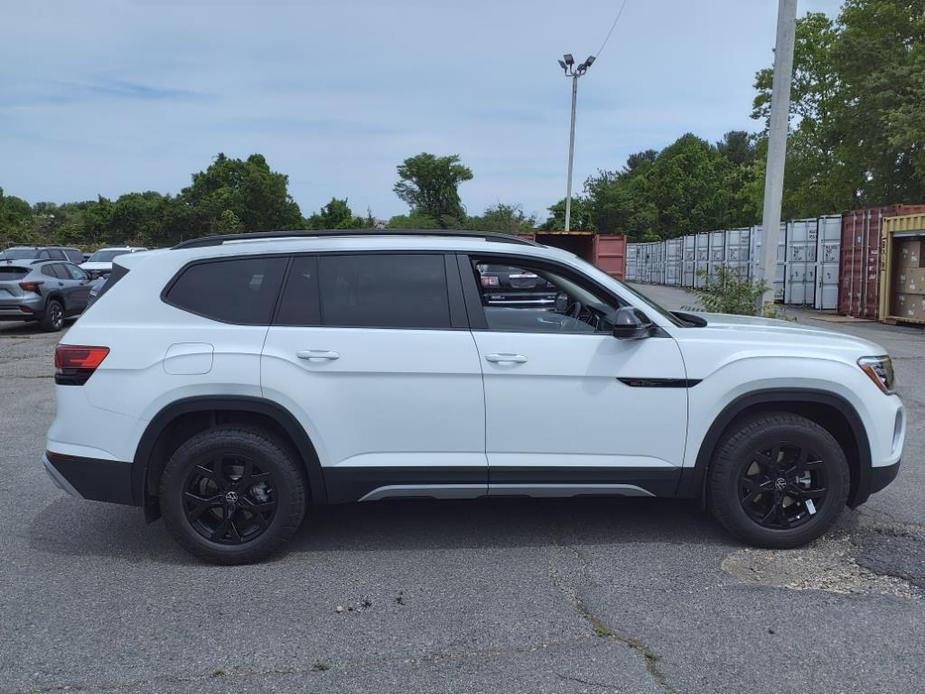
[43,451,138,506]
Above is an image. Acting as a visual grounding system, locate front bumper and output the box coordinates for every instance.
[43,451,138,506]
[870,459,901,496]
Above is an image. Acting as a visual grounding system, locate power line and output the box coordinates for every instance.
[595,0,629,61]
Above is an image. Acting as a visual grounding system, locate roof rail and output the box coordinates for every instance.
[171,228,538,250]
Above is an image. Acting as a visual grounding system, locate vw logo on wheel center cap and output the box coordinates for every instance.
[224,490,239,503]
[774,478,787,491]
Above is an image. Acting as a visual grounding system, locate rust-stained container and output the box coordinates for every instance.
[519,231,627,280]
[838,204,925,318]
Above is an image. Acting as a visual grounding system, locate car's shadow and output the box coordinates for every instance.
[0,318,77,337]
[28,495,730,566]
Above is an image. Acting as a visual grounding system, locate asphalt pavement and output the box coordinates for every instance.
[1,287,923,694]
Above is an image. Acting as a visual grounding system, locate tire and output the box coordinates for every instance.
[40,299,65,332]
[160,425,307,564]
[708,412,849,549]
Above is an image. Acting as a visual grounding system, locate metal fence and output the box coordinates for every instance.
[625,215,842,310]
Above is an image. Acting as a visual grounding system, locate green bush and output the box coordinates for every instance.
[685,267,779,317]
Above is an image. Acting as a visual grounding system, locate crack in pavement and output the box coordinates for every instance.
[14,634,605,693]
[548,537,677,694]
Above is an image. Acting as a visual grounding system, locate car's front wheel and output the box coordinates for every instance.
[708,412,849,548]
[160,426,306,564]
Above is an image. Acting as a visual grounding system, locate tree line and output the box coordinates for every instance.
[1,0,921,247]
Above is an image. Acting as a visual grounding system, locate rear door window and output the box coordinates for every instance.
[317,254,450,329]
[164,256,287,324]
[275,256,321,326]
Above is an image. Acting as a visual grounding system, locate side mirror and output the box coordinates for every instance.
[611,307,652,340]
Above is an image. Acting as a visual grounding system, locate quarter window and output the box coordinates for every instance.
[165,257,287,324]
[318,254,450,329]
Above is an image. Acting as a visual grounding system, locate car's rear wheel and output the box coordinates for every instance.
[40,299,64,332]
[160,426,306,564]
[708,412,849,548]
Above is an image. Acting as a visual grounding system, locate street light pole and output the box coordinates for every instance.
[757,0,798,312]
[558,53,595,232]
[565,73,578,232]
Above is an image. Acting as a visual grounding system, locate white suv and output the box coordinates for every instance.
[44,231,905,564]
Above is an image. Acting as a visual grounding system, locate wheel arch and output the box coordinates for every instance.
[677,388,872,508]
[132,395,327,518]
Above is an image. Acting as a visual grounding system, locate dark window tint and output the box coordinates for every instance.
[62,263,88,281]
[41,264,66,279]
[0,266,29,279]
[64,249,84,264]
[165,256,286,324]
[276,256,321,325]
[49,249,67,260]
[318,254,450,329]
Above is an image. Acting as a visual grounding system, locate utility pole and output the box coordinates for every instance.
[558,53,595,231]
[757,0,798,312]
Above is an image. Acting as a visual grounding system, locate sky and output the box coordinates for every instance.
[1,0,841,222]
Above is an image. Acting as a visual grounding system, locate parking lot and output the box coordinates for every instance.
[2,285,924,694]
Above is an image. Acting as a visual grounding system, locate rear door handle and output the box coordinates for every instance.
[485,353,528,364]
[296,349,340,361]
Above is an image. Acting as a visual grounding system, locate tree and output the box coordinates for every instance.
[716,131,757,167]
[467,203,536,233]
[386,211,441,229]
[541,197,595,231]
[306,198,365,229]
[181,153,303,234]
[393,153,473,227]
[752,2,925,215]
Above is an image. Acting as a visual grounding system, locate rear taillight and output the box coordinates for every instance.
[54,345,109,386]
[19,281,43,293]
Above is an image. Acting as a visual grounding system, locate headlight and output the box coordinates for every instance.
[858,355,895,394]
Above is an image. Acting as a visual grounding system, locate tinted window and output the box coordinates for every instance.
[276,256,321,326]
[88,249,129,262]
[165,256,286,324]
[3,248,38,260]
[318,254,450,329]
[50,249,67,260]
[62,263,88,281]
[64,249,84,264]
[41,264,66,279]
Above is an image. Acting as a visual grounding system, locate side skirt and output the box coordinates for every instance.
[323,466,681,503]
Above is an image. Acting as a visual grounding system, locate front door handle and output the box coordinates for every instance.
[296,349,340,361]
[485,353,528,364]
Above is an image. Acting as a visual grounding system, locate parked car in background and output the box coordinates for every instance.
[1,246,84,264]
[476,262,558,308]
[86,275,108,307]
[0,259,92,331]
[80,246,147,278]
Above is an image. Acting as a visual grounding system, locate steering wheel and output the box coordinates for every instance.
[567,300,582,319]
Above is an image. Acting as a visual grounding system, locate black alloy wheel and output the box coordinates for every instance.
[182,454,278,544]
[738,443,827,530]
[708,412,849,549]
[160,426,307,564]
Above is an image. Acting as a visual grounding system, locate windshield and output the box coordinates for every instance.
[88,249,129,262]
[2,248,40,260]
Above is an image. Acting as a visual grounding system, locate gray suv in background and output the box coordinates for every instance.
[0,260,92,331]
[1,246,84,264]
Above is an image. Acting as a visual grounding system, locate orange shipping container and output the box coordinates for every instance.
[518,231,627,280]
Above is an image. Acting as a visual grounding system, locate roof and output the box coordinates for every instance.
[118,230,577,271]
[172,229,537,249]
